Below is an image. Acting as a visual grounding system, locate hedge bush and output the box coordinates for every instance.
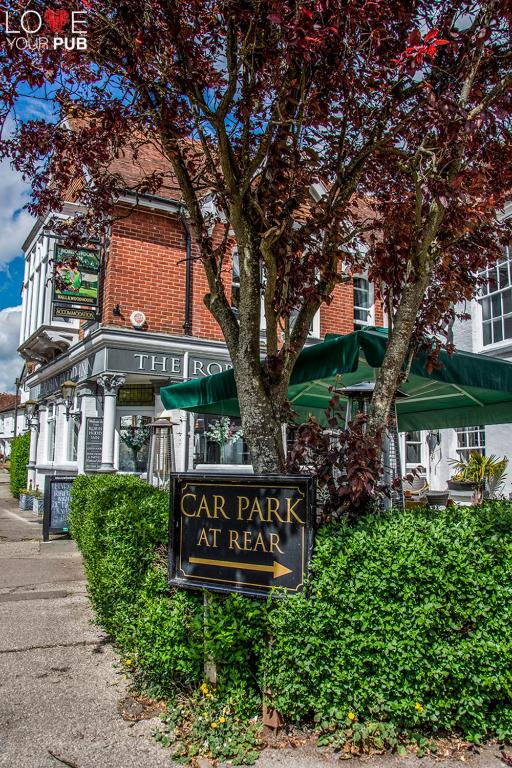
[265,502,512,742]
[9,432,30,498]
[70,474,512,742]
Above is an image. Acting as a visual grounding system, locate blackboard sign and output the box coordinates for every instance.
[43,477,74,541]
[85,417,103,470]
[169,473,315,598]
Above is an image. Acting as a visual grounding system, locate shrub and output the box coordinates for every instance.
[9,432,30,498]
[265,502,512,742]
[71,475,512,745]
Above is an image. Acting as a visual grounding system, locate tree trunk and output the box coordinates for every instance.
[368,278,430,437]
[233,362,287,474]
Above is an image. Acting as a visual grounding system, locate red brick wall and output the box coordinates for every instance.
[100,205,384,341]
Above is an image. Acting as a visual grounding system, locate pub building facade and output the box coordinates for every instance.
[17,144,385,491]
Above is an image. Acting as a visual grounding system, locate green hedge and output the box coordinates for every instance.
[265,503,512,742]
[9,432,30,498]
[70,475,512,742]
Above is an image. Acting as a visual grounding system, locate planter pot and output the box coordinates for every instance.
[19,493,33,511]
[447,480,476,492]
[33,497,44,516]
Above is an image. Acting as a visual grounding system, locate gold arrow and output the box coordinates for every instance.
[189,556,292,579]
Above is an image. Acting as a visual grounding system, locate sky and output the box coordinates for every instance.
[0,100,48,393]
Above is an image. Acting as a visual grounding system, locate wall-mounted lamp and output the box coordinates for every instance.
[112,304,122,316]
[24,400,39,426]
[61,380,77,420]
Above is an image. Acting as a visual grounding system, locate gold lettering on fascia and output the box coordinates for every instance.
[182,491,305,525]
[134,353,182,373]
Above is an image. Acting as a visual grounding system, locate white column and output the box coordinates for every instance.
[27,415,39,487]
[57,401,70,465]
[97,374,125,472]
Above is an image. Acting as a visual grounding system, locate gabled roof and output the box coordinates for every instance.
[0,393,19,414]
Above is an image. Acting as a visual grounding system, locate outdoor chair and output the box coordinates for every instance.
[403,474,428,507]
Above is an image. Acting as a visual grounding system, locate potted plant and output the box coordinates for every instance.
[32,488,44,516]
[448,452,508,503]
[19,487,34,511]
[205,417,244,464]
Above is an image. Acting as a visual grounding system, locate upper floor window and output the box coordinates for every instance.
[455,426,485,461]
[479,249,512,346]
[232,249,240,310]
[353,275,373,329]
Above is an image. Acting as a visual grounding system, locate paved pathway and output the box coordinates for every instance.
[0,470,505,768]
[0,471,170,768]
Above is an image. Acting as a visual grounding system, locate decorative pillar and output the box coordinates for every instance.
[97,374,125,472]
[27,414,40,487]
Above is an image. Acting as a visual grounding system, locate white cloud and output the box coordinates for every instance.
[0,159,34,269]
[0,306,23,393]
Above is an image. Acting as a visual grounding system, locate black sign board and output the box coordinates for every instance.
[169,473,315,598]
[43,477,74,541]
[53,305,97,321]
[85,417,103,471]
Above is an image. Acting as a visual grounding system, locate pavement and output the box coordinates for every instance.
[0,470,506,768]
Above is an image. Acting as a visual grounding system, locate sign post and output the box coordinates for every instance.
[169,473,315,598]
[43,477,75,542]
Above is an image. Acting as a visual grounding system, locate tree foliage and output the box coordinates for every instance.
[1,0,510,471]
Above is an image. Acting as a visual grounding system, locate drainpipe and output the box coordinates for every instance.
[180,205,193,335]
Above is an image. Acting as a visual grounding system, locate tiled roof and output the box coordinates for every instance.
[0,393,19,414]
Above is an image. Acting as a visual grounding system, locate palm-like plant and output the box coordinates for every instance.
[449,452,508,500]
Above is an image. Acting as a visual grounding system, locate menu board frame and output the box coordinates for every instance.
[43,476,75,542]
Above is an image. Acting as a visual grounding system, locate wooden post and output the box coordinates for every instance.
[203,592,217,685]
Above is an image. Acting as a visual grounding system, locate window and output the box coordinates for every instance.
[405,431,423,466]
[47,404,56,463]
[456,426,485,461]
[118,415,151,473]
[353,275,373,329]
[193,414,250,467]
[232,249,240,309]
[479,249,512,346]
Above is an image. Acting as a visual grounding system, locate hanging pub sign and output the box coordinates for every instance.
[169,473,315,598]
[52,245,99,321]
[43,476,75,541]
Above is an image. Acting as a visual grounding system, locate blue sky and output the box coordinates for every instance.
[0,111,39,390]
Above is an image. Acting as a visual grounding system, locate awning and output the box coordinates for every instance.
[160,328,512,431]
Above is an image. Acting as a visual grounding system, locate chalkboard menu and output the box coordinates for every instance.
[43,477,74,541]
[85,417,103,471]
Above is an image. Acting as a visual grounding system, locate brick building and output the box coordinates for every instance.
[17,145,385,490]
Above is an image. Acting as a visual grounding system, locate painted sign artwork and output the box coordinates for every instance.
[53,245,99,307]
[169,473,315,598]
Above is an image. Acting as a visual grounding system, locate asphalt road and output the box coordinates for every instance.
[0,470,505,768]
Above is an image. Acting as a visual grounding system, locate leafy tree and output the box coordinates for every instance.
[1,0,510,473]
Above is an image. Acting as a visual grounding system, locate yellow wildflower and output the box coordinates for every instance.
[219,716,226,723]
[125,659,132,665]
[207,693,214,699]
[200,683,209,695]
[211,722,218,728]
[348,711,356,721]
[415,702,424,713]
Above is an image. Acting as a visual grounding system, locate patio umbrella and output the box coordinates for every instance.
[160,328,512,431]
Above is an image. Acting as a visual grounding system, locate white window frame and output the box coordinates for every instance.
[475,246,512,352]
[115,407,154,474]
[353,274,375,329]
[455,426,485,461]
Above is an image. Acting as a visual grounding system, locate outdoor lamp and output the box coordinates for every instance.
[24,400,39,423]
[147,417,176,489]
[338,381,405,510]
[61,380,77,420]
